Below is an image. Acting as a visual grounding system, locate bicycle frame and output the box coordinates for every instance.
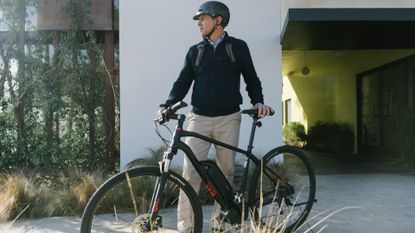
[150,112,277,224]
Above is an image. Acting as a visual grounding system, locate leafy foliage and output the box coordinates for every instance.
[283,122,306,147]
[0,0,119,171]
[306,121,355,154]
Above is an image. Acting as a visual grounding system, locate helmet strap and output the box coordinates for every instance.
[205,17,220,40]
[206,26,217,40]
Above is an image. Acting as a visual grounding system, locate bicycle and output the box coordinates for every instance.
[81,101,316,233]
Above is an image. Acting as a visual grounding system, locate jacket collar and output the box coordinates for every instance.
[202,31,230,46]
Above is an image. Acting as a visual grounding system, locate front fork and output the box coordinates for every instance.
[148,150,174,227]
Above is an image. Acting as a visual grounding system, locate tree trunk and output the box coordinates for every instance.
[17,0,26,157]
[53,33,61,148]
[104,31,116,171]
[45,42,53,161]
[45,31,62,162]
[87,43,97,169]
[0,45,12,100]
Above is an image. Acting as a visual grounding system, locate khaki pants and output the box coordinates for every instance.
[177,112,241,231]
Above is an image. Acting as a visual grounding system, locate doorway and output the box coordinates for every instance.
[357,54,415,157]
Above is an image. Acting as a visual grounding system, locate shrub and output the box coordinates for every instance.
[306,121,354,154]
[0,168,110,221]
[0,172,36,221]
[283,122,306,147]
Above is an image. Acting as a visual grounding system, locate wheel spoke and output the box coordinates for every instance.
[249,146,316,232]
[81,167,202,233]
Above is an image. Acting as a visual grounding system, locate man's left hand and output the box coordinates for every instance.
[253,103,274,118]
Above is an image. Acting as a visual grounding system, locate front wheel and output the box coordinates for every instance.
[81,167,203,233]
[248,145,316,233]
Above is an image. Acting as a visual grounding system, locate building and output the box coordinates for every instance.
[121,0,415,168]
[281,1,415,157]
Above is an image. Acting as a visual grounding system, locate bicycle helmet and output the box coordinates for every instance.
[193,1,230,27]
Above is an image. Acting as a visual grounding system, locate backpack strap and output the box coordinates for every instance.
[224,40,237,66]
[193,39,237,72]
[194,44,205,71]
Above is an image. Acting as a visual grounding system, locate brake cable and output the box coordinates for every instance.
[153,121,173,147]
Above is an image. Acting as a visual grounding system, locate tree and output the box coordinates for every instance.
[0,0,120,171]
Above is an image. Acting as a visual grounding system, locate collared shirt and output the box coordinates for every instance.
[207,32,226,50]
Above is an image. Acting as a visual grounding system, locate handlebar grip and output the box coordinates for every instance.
[156,101,188,124]
[169,101,188,113]
[241,109,275,118]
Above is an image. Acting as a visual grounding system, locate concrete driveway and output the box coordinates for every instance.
[1,152,414,233]
[300,152,415,233]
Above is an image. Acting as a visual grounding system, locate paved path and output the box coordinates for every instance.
[301,173,415,233]
[302,152,415,232]
[0,217,81,233]
[1,153,414,232]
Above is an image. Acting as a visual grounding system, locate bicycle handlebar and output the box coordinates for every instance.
[241,109,275,118]
[170,101,188,113]
[156,101,188,124]
[156,101,274,124]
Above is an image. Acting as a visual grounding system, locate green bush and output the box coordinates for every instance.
[306,121,354,154]
[283,122,306,147]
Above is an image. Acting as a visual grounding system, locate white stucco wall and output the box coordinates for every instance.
[120,0,282,169]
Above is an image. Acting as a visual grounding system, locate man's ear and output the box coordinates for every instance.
[215,16,223,26]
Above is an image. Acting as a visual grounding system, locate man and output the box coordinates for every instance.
[159,1,273,231]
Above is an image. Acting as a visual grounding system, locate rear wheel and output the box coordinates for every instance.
[248,146,316,233]
[81,167,203,233]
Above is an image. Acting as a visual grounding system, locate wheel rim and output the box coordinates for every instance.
[84,170,199,233]
[251,149,315,232]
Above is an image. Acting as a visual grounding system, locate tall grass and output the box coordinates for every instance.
[0,172,35,222]
[0,168,110,222]
[209,159,362,233]
[0,147,168,221]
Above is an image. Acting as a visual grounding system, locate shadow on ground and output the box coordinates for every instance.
[306,150,415,175]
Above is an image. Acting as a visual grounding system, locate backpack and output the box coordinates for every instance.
[193,39,237,71]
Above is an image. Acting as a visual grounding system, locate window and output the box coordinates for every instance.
[284,99,292,125]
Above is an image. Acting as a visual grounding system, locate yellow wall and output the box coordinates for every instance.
[282,50,415,151]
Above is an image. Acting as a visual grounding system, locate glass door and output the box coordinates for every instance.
[381,63,407,155]
[357,55,414,157]
[359,73,381,147]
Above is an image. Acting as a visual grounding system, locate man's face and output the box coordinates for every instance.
[197,14,216,37]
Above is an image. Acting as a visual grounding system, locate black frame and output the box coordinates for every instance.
[149,111,279,223]
[172,113,263,206]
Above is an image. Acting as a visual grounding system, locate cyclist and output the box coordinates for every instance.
[158,1,273,231]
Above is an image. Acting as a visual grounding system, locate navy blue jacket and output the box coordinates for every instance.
[165,33,264,116]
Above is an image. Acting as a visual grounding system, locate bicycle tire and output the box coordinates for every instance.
[81,167,203,233]
[247,145,316,233]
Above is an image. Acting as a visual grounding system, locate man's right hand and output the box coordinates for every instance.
[156,107,166,121]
